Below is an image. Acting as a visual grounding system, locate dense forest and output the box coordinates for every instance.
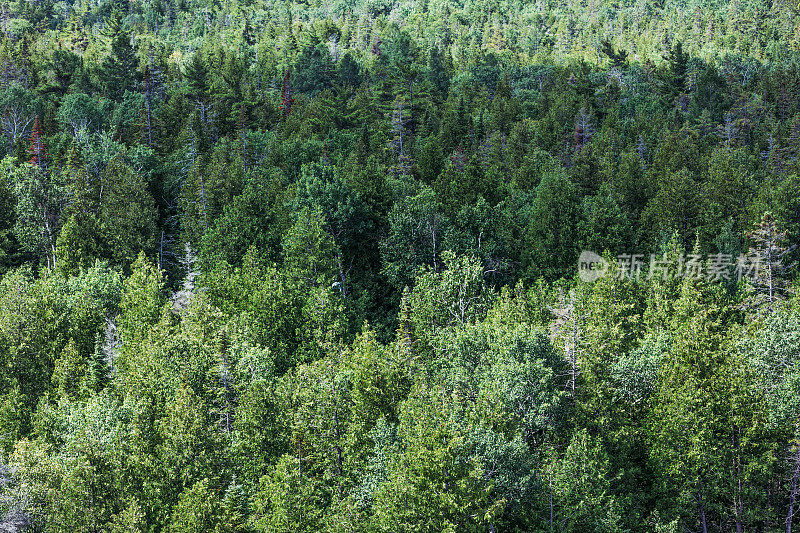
[4,0,800,531]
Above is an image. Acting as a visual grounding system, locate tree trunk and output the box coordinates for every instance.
[549,473,554,533]
[699,489,708,533]
[733,424,743,533]
[787,446,800,533]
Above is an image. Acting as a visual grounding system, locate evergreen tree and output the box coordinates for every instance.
[99,12,139,101]
[742,212,796,315]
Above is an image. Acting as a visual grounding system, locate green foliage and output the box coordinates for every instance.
[408,251,490,349]
[2,1,800,531]
[370,382,490,533]
[9,160,63,270]
[380,184,446,291]
[282,207,337,288]
[56,93,105,135]
[99,158,158,268]
[201,168,289,266]
[549,429,622,532]
[99,13,139,101]
[117,252,166,352]
[524,167,580,281]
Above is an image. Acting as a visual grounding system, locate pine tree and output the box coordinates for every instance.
[427,45,449,97]
[184,51,210,124]
[141,52,164,147]
[600,39,628,67]
[99,12,139,100]
[742,212,796,314]
[663,40,689,104]
[761,134,784,177]
[279,69,294,119]
[387,96,413,177]
[81,336,110,394]
[574,108,594,152]
[28,115,45,167]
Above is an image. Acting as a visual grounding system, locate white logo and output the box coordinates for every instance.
[578,251,608,282]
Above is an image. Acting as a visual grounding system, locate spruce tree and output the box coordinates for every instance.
[742,212,796,315]
[99,12,139,101]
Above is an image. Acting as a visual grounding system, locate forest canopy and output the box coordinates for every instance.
[2,0,800,531]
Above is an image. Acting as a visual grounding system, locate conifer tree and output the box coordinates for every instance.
[27,116,45,167]
[99,12,139,101]
[742,212,796,314]
[279,70,294,119]
[184,51,210,126]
